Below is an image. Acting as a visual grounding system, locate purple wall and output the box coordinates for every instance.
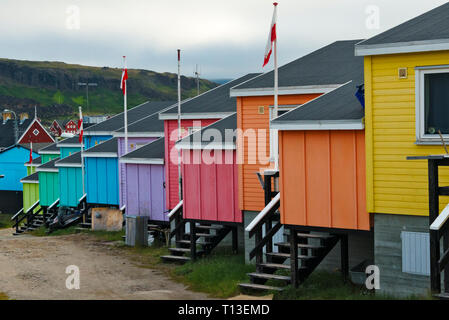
[124,163,167,222]
[118,137,157,208]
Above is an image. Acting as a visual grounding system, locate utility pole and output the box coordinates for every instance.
[78,81,98,113]
[194,64,201,96]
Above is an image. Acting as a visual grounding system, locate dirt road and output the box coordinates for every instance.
[0,229,210,300]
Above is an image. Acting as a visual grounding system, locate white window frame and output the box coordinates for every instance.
[269,105,296,160]
[415,65,449,144]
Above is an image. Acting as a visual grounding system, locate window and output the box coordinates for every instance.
[269,106,296,160]
[416,67,449,143]
[401,231,430,276]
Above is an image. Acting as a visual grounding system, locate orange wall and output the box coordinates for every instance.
[279,130,370,231]
[237,94,321,212]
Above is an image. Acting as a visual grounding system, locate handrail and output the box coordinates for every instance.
[431,203,449,230]
[48,198,60,210]
[246,193,280,232]
[168,200,183,219]
[78,193,87,203]
[25,200,40,214]
[11,208,24,221]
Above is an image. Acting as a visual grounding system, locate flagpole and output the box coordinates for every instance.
[273,2,279,171]
[177,49,183,202]
[123,56,128,155]
[79,106,85,196]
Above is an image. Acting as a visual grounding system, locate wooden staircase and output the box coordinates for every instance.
[161,201,238,263]
[11,201,45,235]
[239,170,349,293]
[240,230,342,292]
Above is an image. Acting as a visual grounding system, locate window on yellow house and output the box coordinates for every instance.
[416,67,449,143]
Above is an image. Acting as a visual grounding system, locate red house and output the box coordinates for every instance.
[49,120,62,137]
[18,117,55,151]
[63,120,78,135]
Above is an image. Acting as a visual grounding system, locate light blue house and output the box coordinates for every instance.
[0,145,38,191]
[55,151,83,208]
[57,136,82,159]
[83,138,119,206]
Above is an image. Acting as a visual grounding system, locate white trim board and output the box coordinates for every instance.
[271,120,364,131]
[120,158,164,165]
[20,179,39,184]
[158,112,234,120]
[229,84,340,97]
[38,150,60,155]
[83,152,118,158]
[36,168,58,173]
[355,39,449,56]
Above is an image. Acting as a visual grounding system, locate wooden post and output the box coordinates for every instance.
[340,234,349,282]
[265,218,273,261]
[444,232,449,293]
[232,226,238,254]
[255,227,263,272]
[264,173,272,205]
[429,159,441,293]
[190,222,197,261]
[290,227,299,288]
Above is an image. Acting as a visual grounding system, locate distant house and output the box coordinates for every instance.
[49,120,63,137]
[17,117,55,152]
[63,120,78,135]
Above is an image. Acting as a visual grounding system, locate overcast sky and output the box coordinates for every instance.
[0,0,447,79]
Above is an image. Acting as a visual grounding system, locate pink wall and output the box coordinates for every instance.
[164,119,218,209]
[182,150,241,223]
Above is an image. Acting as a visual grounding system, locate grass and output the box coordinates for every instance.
[0,214,14,229]
[273,270,429,300]
[172,252,256,298]
[30,226,125,242]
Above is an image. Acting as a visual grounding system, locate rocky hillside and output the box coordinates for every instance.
[0,58,217,122]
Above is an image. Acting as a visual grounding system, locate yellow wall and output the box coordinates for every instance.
[365,51,449,216]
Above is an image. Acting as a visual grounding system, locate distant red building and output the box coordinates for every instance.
[63,120,78,135]
[49,120,62,137]
[17,117,55,152]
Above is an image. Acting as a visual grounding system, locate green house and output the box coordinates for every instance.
[24,156,42,176]
[36,157,60,207]
[20,172,40,213]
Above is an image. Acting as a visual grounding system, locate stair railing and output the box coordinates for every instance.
[430,203,449,294]
[168,200,185,243]
[246,193,281,268]
[11,200,41,233]
[11,208,24,234]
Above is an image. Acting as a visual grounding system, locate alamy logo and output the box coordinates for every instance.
[65,265,80,290]
[66,5,81,30]
[365,265,380,290]
[365,5,380,30]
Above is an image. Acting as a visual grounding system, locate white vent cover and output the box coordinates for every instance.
[401,231,430,276]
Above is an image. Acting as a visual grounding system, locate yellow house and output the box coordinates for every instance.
[356,2,449,296]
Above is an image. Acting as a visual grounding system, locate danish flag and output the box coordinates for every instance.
[120,59,128,95]
[263,3,278,67]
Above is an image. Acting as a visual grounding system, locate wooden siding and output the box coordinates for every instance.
[41,154,58,164]
[237,94,321,212]
[0,147,38,191]
[38,171,59,207]
[118,137,156,209]
[124,163,167,222]
[279,130,369,230]
[60,147,80,159]
[59,167,83,207]
[86,157,119,206]
[22,182,39,213]
[84,135,112,150]
[182,150,241,223]
[365,51,449,216]
[164,119,218,209]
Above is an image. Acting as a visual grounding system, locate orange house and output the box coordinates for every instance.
[230,40,364,214]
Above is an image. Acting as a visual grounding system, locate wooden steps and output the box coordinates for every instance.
[275,242,324,250]
[239,283,284,292]
[161,255,191,263]
[247,272,290,282]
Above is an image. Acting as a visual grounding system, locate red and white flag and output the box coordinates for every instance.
[78,109,83,143]
[28,142,33,164]
[120,61,128,95]
[263,2,278,67]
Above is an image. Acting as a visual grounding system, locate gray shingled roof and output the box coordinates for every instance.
[357,3,449,48]
[56,136,81,146]
[121,138,165,161]
[55,151,81,166]
[271,82,364,126]
[25,156,42,166]
[85,101,175,134]
[38,142,60,154]
[115,113,164,134]
[21,172,39,183]
[231,40,363,91]
[0,118,33,149]
[37,157,60,170]
[84,138,118,154]
[177,113,237,149]
[160,74,260,117]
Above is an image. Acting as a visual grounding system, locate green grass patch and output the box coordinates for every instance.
[173,253,256,298]
[0,214,14,229]
[30,225,80,237]
[87,229,125,242]
[273,271,429,300]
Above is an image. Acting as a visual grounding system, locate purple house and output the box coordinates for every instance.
[113,105,172,210]
[119,138,167,223]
